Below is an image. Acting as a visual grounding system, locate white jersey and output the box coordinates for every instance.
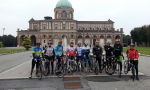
[45,47,54,56]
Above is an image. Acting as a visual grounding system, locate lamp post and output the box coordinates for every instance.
[3,28,5,48]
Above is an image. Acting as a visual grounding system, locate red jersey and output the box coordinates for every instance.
[66,46,76,58]
[126,49,139,60]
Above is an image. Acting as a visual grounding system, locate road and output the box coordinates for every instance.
[0,51,31,73]
[0,51,150,90]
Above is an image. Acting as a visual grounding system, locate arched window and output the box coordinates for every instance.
[63,11,66,18]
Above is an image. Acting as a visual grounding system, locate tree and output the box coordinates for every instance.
[22,36,31,50]
[0,42,3,48]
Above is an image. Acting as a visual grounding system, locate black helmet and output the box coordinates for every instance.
[70,41,74,44]
[36,42,41,45]
[48,41,52,44]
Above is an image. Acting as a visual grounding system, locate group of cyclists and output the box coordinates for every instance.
[29,38,139,80]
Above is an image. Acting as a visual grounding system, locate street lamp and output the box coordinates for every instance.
[3,28,5,48]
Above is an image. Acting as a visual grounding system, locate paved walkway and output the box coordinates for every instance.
[0,58,145,79]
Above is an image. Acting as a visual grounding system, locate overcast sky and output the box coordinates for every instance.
[0,0,150,37]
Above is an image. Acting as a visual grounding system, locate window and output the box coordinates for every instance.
[86,28,87,30]
[107,28,109,30]
[55,27,57,29]
[71,27,73,29]
[43,26,45,29]
[93,28,94,30]
[100,28,101,30]
[63,27,65,29]
[63,11,66,18]
[44,40,45,43]
[35,28,36,30]
[79,28,80,30]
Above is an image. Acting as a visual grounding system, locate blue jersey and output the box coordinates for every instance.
[32,47,43,59]
[55,45,63,56]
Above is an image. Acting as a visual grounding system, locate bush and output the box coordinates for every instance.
[22,36,31,50]
[0,42,3,48]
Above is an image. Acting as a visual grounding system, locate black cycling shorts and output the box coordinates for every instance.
[31,59,40,69]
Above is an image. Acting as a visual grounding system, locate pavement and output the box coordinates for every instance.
[0,51,150,90]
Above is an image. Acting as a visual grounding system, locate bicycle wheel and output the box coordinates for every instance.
[43,62,49,76]
[77,60,84,75]
[131,65,135,81]
[118,63,121,78]
[124,60,128,74]
[55,63,65,78]
[101,58,105,70]
[95,65,98,75]
[38,63,42,80]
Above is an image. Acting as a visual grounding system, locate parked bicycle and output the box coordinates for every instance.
[124,56,135,81]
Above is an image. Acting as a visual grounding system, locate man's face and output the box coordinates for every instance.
[96,42,99,46]
[48,43,51,47]
[58,42,62,46]
[36,45,40,48]
[78,44,81,47]
[116,41,120,44]
[130,46,134,49]
[107,44,110,46]
[70,43,73,47]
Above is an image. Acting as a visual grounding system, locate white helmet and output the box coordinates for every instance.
[84,41,88,46]
[77,41,81,45]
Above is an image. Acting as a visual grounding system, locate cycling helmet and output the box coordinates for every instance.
[70,41,74,44]
[58,40,62,43]
[116,39,120,42]
[130,43,135,46]
[36,42,41,45]
[48,41,52,44]
[84,42,88,46]
[95,41,99,44]
[77,41,81,44]
[107,41,111,44]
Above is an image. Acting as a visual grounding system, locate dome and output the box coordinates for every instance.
[56,0,72,8]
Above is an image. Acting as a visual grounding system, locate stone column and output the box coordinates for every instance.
[112,35,115,45]
[104,35,107,45]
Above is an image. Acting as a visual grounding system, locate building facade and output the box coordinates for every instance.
[17,0,123,47]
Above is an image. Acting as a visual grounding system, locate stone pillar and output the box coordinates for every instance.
[83,35,85,45]
[112,35,115,45]
[104,35,107,45]
[120,35,123,45]
[17,35,20,46]
[90,37,92,46]
[75,35,77,45]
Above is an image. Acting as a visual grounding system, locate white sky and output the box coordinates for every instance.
[0,0,150,37]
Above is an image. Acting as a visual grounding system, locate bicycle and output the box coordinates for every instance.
[35,59,43,80]
[105,56,115,75]
[55,56,65,78]
[43,55,54,76]
[76,56,84,75]
[113,56,124,78]
[124,56,135,81]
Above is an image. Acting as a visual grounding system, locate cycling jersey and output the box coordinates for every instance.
[93,46,103,57]
[45,46,55,58]
[114,44,123,56]
[66,46,76,58]
[76,46,84,56]
[32,47,43,59]
[55,45,63,57]
[126,49,139,60]
[104,45,113,56]
[83,46,91,61]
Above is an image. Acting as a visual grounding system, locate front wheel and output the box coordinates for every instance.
[38,63,42,80]
[124,61,128,74]
[118,63,121,78]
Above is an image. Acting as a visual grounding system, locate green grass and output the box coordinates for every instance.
[0,49,26,54]
[123,47,150,55]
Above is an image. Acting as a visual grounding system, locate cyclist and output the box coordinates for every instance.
[44,41,55,75]
[76,41,84,65]
[113,39,123,74]
[83,42,92,73]
[104,41,113,71]
[55,40,63,72]
[93,41,103,73]
[66,41,76,72]
[126,43,139,80]
[29,42,44,79]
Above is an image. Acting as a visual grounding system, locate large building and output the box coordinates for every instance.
[17,0,123,47]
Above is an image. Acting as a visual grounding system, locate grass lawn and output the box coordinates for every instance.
[0,49,26,54]
[123,47,150,55]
